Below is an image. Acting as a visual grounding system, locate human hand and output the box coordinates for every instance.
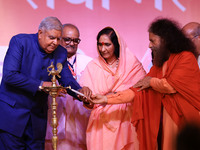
[78,86,92,99]
[133,76,152,91]
[57,89,67,97]
[78,87,93,109]
[83,101,94,109]
[90,94,107,104]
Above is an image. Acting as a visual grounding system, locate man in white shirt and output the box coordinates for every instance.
[45,24,92,150]
[182,22,200,68]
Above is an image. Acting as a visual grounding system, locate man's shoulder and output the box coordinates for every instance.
[76,54,93,67]
[169,51,197,68]
[13,33,36,39]
[170,51,194,58]
[77,53,93,61]
[10,33,37,44]
[9,33,37,48]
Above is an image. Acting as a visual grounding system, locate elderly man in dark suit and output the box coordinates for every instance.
[0,16,91,150]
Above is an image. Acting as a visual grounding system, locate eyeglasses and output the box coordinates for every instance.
[62,37,81,45]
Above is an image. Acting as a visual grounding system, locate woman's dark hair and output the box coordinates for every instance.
[148,18,198,58]
[97,27,120,58]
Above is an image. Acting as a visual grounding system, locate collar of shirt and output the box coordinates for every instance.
[67,54,77,68]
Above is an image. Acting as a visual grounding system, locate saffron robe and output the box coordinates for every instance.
[132,51,200,150]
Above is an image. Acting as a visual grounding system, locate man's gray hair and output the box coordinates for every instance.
[38,16,62,31]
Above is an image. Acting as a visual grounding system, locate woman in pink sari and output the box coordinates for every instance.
[79,27,146,150]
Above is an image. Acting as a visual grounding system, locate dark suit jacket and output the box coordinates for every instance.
[0,33,81,140]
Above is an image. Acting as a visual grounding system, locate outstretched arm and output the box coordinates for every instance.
[90,89,135,104]
[133,76,176,94]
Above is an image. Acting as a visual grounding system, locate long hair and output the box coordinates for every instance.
[97,27,120,58]
[148,18,198,58]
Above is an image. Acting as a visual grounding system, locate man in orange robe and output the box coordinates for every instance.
[132,52,200,150]
[132,18,200,150]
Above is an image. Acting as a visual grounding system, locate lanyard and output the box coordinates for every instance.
[67,56,77,80]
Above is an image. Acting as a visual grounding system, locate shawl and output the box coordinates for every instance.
[79,27,146,150]
[131,51,200,150]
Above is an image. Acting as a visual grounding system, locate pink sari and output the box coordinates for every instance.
[79,28,146,150]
